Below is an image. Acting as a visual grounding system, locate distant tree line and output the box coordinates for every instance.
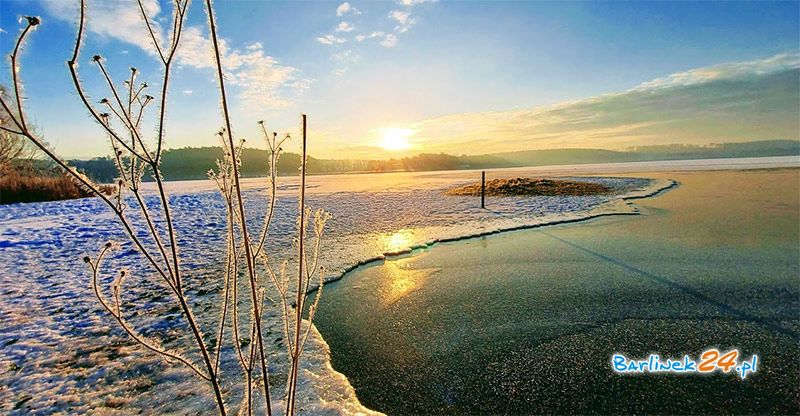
[64,140,800,183]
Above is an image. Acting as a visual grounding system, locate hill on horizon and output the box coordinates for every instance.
[65,139,799,183]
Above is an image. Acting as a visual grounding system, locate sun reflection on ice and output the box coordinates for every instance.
[383,261,416,306]
[379,260,440,307]
[376,231,440,306]
[382,229,416,255]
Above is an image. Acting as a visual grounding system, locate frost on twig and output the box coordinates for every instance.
[7,1,332,414]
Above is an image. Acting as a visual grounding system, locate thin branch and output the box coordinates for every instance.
[10,19,35,131]
[136,0,166,63]
[87,246,209,381]
[286,114,308,415]
[95,61,154,164]
[204,1,272,413]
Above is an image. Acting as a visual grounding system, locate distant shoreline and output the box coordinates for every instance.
[62,139,799,184]
[136,155,799,193]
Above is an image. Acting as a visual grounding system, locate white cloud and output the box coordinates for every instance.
[41,0,164,53]
[182,90,193,95]
[398,0,437,5]
[332,49,358,63]
[389,10,416,33]
[336,2,360,16]
[0,28,6,34]
[380,34,398,48]
[632,52,800,91]
[389,10,411,25]
[40,0,306,110]
[317,34,347,45]
[358,31,397,47]
[246,42,263,51]
[406,52,800,154]
[336,22,354,33]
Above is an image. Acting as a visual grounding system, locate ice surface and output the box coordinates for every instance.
[0,166,674,414]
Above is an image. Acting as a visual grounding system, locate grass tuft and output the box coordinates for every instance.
[0,169,114,204]
[446,177,612,197]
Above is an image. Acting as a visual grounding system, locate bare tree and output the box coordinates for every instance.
[2,2,330,415]
[0,86,38,176]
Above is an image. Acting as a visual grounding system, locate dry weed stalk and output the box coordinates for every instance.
[2,1,330,414]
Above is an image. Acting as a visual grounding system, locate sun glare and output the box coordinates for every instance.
[377,128,413,151]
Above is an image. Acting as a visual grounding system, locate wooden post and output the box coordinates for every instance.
[481,170,486,209]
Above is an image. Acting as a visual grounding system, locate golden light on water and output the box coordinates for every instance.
[377,230,440,306]
[382,230,415,253]
[377,127,413,151]
[379,259,440,307]
[382,261,417,306]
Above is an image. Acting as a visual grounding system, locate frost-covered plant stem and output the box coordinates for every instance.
[202,0,274,414]
[286,116,308,415]
[2,2,229,414]
[5,0,332,414]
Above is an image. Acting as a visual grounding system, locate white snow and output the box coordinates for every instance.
[0,163,683,414]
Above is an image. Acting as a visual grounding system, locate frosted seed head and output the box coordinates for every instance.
[26,16,40,26]
[92,55,102,62]
[83,256,91,263]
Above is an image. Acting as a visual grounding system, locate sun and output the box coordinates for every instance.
[377,128,413,151]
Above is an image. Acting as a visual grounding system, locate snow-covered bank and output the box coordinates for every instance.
[1,158,765,414]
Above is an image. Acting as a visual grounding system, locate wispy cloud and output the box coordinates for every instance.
[332,49,358,63]
[400,53,800,154]
[359,31,397,48]
[389,10,411,25]
[39,0,307,111]
[389,10,415,33]
[335,1,437,53]
[317,34,347,45]
[380,34,398,48]
[632,52,800,91]
[41,0,163,53]
[245,42,263,51]
[336,2,360,17]
[398,0,438,5]
[336,22,354,33]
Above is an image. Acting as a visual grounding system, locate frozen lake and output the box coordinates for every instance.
[0,157,791,414]
[313,168,799,414]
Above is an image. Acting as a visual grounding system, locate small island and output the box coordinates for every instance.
[445,177,612,197]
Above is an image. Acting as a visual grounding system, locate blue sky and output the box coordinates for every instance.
[0,0,798,159]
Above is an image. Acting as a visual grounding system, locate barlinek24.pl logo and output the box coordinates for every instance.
[612,349,758,379]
